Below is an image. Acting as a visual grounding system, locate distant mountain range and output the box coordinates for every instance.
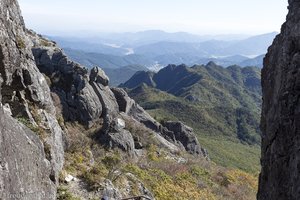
[50,30,252,48]
[48,30,276,85]
[120,63,262,170]
[63,48,156,69]
[134,32,276,57]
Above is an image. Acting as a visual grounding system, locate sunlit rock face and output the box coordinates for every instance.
[0,0,61,199]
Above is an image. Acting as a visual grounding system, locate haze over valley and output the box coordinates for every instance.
[46,30,277,86]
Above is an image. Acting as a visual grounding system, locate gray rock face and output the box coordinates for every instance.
[0,0,64,198]
[106,129,135,153]
[32,46,103,127]
[0,51,56,199]
[90,67,109,86]
[112,88,170,136]
[162,121,208,157]
[112,88,207,157]
[101,179,122,200]
[111,88,135,114]
[31,37,136,156]
[258,1,300,199]
[0,7,56,119]
[89,74,119,133]
[0,109,56,200]
[112,88,162,131]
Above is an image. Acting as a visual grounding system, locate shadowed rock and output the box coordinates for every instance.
[32,46,103,128]
[162,121,208,157]
[112,87,208,157]
[90,67,110,86]
[258,1,300,199]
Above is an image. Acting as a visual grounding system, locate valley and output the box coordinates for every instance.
[120,63,262,172]
[50,31,275,86]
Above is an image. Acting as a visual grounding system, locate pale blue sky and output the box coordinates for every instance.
[18,0,288,36]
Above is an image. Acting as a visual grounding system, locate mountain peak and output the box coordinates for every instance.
[206,61,218,67]
[119,70,156,88]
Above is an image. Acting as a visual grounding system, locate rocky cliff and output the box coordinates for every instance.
[258,0,300,199]
[0,0,63,199]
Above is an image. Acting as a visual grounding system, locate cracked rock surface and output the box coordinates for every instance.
[258,0,300,199]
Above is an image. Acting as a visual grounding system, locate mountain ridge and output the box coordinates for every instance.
[121,63,262,171]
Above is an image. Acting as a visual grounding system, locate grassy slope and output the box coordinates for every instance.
[126,65,262,173]
[59,121,258,200]
[147,105,261,173]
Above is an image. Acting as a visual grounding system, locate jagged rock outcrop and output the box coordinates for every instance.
[258,1,300,199]
[30,38,135,155]
[32,33,208,158]
[111,88,135,114]
[90,67,109,86]
[112,88,208,157]
[88,67,119,133]
[162,121,208,157]
[30,35,124,131]
[31,43,103,128]
[0,108,56,200]
[0,0,64,198]
[111,88,162,132]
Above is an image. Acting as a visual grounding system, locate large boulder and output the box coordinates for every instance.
[90,67,109,86]
[112,88,208,157]
[163,121,208,157]
[111,87,162,132]
[31,34,135,155]
[0,109,56,200]
[111,88,135,113]
[88,72,119,133]
[105,129,135,154]
[32,46,103,127]
[258,1,300,199]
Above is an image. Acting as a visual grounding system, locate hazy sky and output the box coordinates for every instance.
[18,0,288,36]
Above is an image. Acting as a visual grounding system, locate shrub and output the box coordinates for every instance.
[40,39,52,47]
[81,162,108,191]
[147,144,159,161]
[17,117,38,131]
[102,153,122,181]
[16,36,26,49]
[124,164,217,200]
[57,187,80,200]
[226,169,258,190]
